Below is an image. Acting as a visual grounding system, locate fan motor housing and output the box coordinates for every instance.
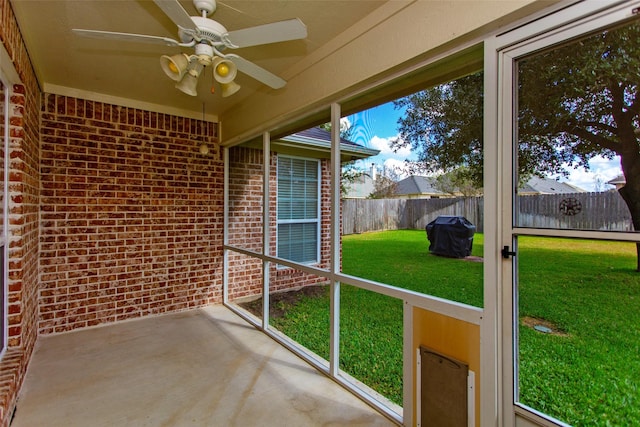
[179,16,228,44]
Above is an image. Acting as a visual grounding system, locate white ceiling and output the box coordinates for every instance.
[10,0,387,119]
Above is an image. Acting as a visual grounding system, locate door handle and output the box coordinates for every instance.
[501,245,516,259]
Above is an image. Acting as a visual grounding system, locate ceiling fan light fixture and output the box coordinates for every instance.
[175,62,204,96]
[212,57,237,84]
[160,53,190,81]
[221,81,241,98]
[74,0,308,97]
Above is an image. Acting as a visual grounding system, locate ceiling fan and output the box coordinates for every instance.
[73,0,307,97]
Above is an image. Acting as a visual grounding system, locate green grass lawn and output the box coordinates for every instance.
[269,230,640,426]
[517,237,640,425]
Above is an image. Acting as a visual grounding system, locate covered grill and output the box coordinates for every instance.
[425,216,476,258]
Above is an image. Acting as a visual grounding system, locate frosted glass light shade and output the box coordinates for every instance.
[221,81,241,98]
[160,54,190,81]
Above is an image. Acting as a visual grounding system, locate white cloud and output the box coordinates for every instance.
[340,117,352,133]
[369,135,412,158]
[362,135,418,179]
[557,155,622,192]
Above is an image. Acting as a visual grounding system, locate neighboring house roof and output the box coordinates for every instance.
[276,127,380,162]
[292,127,365,151]
[518,176,586,195]
[395,176,443,197]
[606,174,625,190]
[376,175,586,198]
[347,174,588,199]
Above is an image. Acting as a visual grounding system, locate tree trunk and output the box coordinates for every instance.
[618,181,640,272]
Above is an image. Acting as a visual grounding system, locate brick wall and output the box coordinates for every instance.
[227,146,331,303]
[8,84,40,350]
[0,0,45,424]
[227,146,265,300]
[39,94,224,333]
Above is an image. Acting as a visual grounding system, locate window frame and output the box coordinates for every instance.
[0,76,8,357]
[276,154,321,265]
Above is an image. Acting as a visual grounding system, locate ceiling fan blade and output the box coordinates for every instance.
[225,19,307,48]
[153,0,198,32]
[226,54,286,89]
[73,29,181,46]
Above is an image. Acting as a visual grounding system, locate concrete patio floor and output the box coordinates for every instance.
[11,305,396,426]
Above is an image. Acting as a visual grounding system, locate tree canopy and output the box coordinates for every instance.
[391,72,484,186]
[392,20,640,269]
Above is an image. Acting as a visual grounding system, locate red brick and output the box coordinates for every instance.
[39,94,223,338]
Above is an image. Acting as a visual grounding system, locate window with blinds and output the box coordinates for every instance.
[277,156,319,264]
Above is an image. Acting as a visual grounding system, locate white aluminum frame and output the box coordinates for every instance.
[262,132,271,329]
[329,103,341,379]
[487,1,640,425]
[0,43,16,360]
[223,116,483,426]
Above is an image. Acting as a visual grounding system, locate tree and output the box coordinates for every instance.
[433,167,483,197]
[391,72,484,185]
[369,167,401,199]
[392,21,640,270]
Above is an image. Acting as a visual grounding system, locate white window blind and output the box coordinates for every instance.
[277,156,319,263]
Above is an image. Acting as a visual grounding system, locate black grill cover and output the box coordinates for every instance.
[425,216,476,258]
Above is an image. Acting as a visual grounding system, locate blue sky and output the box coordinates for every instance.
[345,101,623,192]
[345,102,416,177]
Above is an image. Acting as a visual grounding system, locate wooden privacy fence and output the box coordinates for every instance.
[341,192,633,235]
[342,197,485,234]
